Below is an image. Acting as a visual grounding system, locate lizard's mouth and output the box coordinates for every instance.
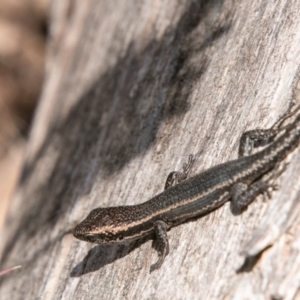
[73,229,83,240]
[73,230,97,243]
[73,225,88,241]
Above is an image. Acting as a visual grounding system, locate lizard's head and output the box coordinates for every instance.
[73,207,133,244]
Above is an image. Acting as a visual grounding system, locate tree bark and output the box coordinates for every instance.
[1,1,300,299]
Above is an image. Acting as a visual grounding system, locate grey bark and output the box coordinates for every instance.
[1,1,300,299]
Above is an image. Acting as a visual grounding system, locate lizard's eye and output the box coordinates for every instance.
[87,235,97,243]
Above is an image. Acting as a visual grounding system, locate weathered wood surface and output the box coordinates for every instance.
[1,1,300,299]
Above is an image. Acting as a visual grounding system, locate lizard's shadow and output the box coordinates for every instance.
[70,236,152,277]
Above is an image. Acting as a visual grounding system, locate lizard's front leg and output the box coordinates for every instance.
[165,154,195,189]
[150,220,170,272]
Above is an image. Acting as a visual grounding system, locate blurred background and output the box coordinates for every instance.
[0,0,49,230]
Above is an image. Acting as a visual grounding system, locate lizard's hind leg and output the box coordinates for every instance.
[239,102,300,157]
